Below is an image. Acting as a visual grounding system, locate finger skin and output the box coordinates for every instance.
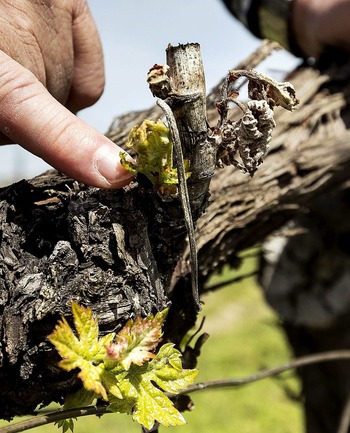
[66,1,105,112]
[0,0,75,104]
[0,50,133,189]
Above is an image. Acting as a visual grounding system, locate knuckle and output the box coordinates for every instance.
[0,61,40,113]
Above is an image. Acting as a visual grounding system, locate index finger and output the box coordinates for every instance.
[0,50,133,189]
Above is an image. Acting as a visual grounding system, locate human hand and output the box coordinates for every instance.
[292,0,350,59]
[0,0,133,189]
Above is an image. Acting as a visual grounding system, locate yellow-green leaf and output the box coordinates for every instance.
[133,379,185,429]
[108,342,197,429]
[48,302,115,400]
[55,418,75,433]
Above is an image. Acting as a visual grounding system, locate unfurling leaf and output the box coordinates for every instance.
[105,309,168,370]
[120,119,190,195]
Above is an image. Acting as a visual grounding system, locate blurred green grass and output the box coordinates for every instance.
[1,252,303,433]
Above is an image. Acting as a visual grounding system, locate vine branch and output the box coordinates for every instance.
[179,350,350,395]
[2,350,350,433]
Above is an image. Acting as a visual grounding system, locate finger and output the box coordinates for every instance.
[0,50,133,189]
[66,1,105,113]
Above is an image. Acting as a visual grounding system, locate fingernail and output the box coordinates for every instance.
[94,144,133,187]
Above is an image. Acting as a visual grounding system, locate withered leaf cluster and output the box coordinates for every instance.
[213,69,299,176]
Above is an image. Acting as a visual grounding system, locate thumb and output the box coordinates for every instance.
[0,50,133,189]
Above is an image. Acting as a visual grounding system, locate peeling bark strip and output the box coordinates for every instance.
[156,98,200,311]
[147,43,217,312]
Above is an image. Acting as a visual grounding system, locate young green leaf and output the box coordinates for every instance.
[132,378,186,428]
[109,343,198,430]
[148,343,198,394]
[48,302,114,400]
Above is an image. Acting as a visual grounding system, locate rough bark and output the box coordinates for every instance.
[0,176,172,419]
[1,40,350,431]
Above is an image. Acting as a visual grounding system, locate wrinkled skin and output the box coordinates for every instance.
[0,0,132,188]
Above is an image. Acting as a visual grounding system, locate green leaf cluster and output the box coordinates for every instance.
[120,119,190,193]
[49,303,197,430]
